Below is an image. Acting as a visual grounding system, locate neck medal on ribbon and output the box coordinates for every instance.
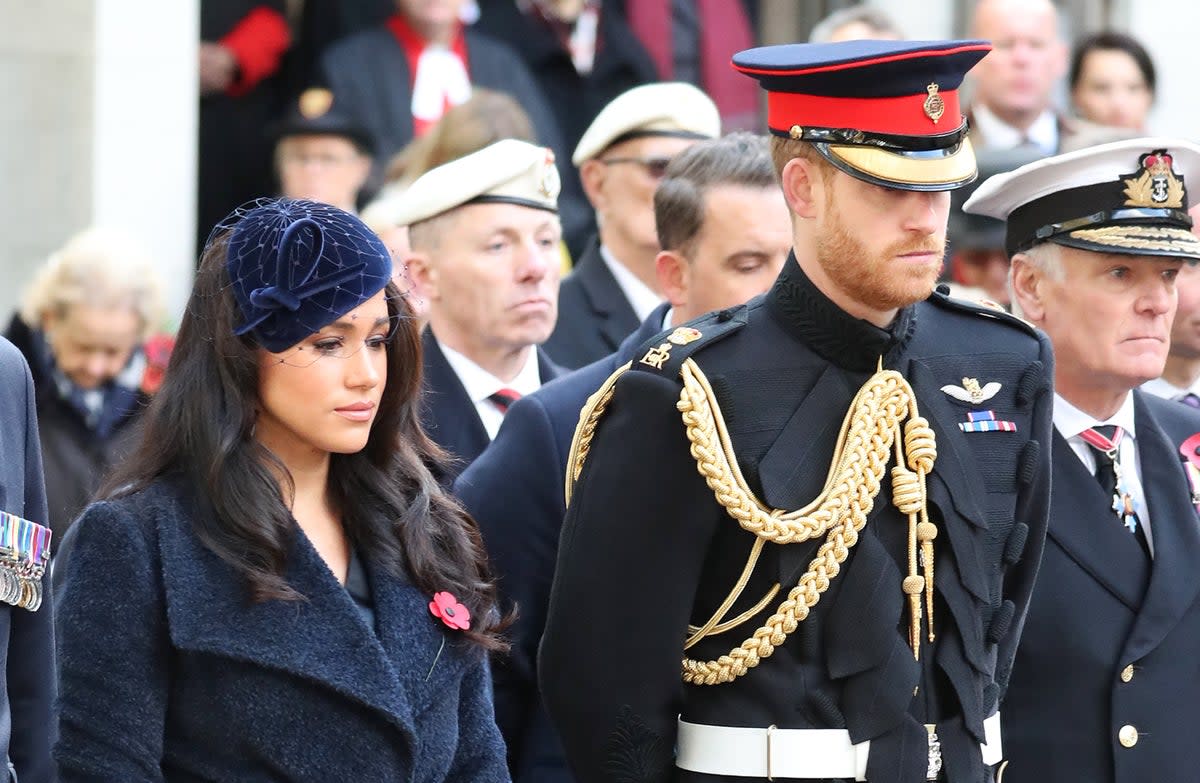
[0,512,51,611]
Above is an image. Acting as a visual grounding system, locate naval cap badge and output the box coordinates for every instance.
[1123,149,1185,208]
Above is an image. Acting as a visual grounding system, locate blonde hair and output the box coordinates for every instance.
[385,88,536,186]
[19,227,165,339]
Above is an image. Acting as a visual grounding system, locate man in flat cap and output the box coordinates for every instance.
[272,87,373,214]
[396,139,566,480]
[966,138,1200,782]
[541,39,1054,783]
[543,82,721,370]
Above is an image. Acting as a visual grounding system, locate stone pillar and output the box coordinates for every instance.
[0,0,198,327]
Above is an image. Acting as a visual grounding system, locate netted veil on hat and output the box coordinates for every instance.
[213,198,393,352]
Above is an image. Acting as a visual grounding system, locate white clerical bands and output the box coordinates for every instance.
[675,712,1002,781]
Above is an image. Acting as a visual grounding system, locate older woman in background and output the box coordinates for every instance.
[5,228,165,535]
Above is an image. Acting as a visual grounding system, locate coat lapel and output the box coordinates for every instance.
[421,328,490,465]
[158,510,416,739]
[1121,395,1200,661]
[536,347,567,386]
[573,242,641,352]
[1046,431,1149,611]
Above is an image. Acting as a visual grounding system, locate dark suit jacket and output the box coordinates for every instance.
[0,338,55,783]
[1002,391,1200,782]
[318,24,569,201]
[540,261,1055,783]
[454,303,668,783]
[53,478,509,782]
[420,328,565,482]
[541,240,644,370]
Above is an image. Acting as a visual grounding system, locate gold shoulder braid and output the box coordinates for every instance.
[565,357,937,685]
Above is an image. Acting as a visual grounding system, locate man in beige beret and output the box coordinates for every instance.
[544,82,720,370]
[397,138,567,480]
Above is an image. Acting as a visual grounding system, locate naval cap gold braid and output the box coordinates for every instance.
[564,358,937,685]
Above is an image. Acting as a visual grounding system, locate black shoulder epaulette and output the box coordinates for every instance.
[628,305,749,380]
[927,284,1040,338]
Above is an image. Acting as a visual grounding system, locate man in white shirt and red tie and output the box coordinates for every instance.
[396,139,567,481]
[966,137,1200,781]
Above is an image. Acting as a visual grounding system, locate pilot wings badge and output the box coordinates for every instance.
[941,377,1001,405]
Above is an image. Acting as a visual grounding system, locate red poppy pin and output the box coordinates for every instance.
[429,591,471,631]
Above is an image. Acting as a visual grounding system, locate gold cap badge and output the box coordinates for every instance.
[298,87,334,120]
[1123,149,1185,208]
[923,83,945,124]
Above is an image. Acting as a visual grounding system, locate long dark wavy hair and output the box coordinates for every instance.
[104,233,507,650]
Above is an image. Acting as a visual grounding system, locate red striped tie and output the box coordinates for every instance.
[488,388,522,415]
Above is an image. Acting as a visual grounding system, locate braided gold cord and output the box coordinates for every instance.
[560,355,939,686]
[678,358,936,684]
[565,362,632,507]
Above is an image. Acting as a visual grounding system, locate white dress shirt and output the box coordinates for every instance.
[972,103,1059,156]
[1142,375,1200,403]
[437,340,543,440]
[600,245,663,322]
[1053,392,1153,553]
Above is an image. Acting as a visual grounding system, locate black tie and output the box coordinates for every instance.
[1084,425,1151,558]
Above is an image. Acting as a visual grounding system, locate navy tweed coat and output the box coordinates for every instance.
[53,478,510,782]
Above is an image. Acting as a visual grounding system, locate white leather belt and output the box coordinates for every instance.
[676,712,1003,780]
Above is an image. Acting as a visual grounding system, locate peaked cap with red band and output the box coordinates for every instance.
[733,39,992,191]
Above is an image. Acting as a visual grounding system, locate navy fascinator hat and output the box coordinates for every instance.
[214,199,393,353]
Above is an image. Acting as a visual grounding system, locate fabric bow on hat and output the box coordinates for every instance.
[219,199,393,353]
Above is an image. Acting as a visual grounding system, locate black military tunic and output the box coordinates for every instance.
[539,257,1054,782]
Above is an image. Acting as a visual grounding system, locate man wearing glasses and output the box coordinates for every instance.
[542,82,720,369]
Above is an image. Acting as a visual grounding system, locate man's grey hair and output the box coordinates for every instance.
[1008,241,1063,318]
[809,4,904,43]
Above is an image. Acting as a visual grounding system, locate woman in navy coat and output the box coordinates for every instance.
[53,199,511,782]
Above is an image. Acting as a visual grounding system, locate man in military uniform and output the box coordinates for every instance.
[965,139,1200,781]
[540,40,1054,783]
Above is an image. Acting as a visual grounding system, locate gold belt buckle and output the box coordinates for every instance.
[925,723,943,781]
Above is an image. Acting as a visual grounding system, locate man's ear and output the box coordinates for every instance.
[1009,253,1045,323]
[780,157,822,219]
[405,252,438,302]
[579,159,608,213]
[655,250,688,309]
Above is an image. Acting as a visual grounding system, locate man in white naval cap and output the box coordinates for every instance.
[965,137,1200,782]
[545,82,721,369]
[396,138,567,481]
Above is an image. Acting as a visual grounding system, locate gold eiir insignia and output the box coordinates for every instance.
[923,83,945,124]
[1123,149,1185,208]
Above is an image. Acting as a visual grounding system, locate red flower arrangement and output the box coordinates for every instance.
[429,591,471,631]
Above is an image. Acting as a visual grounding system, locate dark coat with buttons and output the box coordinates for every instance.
[539,258,1055,783]
[0,337,55,783]
[455,303,669,783]
[1001,391,1200,782]
[53,478,510,782]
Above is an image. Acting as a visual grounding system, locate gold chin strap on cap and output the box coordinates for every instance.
[566,357,938,686]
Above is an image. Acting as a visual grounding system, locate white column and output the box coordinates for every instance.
[0,0,198,328]
[1117,0,1200,137]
